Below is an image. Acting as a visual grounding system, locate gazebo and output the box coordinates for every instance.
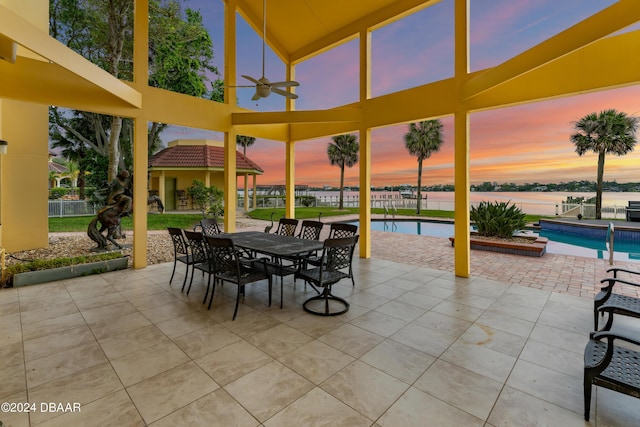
[148,139,263,211]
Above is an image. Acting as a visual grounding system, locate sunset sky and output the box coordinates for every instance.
[162,0,640,187]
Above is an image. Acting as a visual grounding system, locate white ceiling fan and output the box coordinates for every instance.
[232,0,299,101]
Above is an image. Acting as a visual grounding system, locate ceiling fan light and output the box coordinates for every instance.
[256,86,271,98]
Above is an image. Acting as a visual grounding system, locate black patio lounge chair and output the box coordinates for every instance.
[583,312,640,421]
[594,267,640,330]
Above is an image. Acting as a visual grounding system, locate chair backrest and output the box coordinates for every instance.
[275,218,299,237]
[167,227,188,255]
[297,220,324,240]
[204,235,237,274]
[324,235,359,272]
[328,223,358,239]
[183,230,207,263]
[196,218,222,236]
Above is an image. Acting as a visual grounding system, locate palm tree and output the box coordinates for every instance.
[236,135,256,156]
[404,120,444,214]
[327,134,359,210]
[570,109,638,219]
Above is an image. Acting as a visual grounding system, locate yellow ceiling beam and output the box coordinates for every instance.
[466,30,640,111]
[363,78,459,128]
[290,122,359,142]
[0,4,141,108]
[0,57,140,114]
[463,0,640,101]
[232,107,362,126]
[289,0,439,63]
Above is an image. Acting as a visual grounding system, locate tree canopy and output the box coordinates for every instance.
[49,0,223,183]
[570,109,638,219]
[404,120,444,214]
[327,134,359,210]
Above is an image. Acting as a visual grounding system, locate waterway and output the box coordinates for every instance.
[308,190,638,217]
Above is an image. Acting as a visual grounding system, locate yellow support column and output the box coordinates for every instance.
[223,0,238,232]
[132,118,148,269]
[359,129,371,258]
[243,173,249,212]
[453,112,470,277]
[285,141,295,219]
[159,170,166,208]
[252,175,257,210]
[224,130,237,232]
[132,0,149,269]
[358,29,371,258]
[284,63,296,219]
[453,0,470,277]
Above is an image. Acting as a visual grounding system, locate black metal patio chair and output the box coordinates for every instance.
[183,230,215,296]
[167,227,194,291]
[205,235,272,320]
[295,235,359,316]
[194,218,222,236]
[267,220,325,290]
[328,222,358,239]
[274,218,299,237]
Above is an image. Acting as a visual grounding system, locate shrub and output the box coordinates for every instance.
[470,201,526,238]
[297,196,316,207]
[187,179,224,218]
[4,252,125,277]
[49,187,70,199]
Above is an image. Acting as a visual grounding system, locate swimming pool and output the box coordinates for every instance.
[345,219,640,263]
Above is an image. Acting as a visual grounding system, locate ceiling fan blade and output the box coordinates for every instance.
[269,81,300,88]
[271,87,298,99]
[251,91,262,101]
[242,75,261,85]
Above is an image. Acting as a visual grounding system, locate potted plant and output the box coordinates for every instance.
[450,201,548,257]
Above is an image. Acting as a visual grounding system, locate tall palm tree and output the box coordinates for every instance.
[570,109,638,219]
[404,120,444,214]
[236,135,256,156]
[327,134,359,210]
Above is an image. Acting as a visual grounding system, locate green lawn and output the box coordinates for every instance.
[49,214,207,232]
[49,209,544,232]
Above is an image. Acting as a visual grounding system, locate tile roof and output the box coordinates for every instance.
[148,145,263,173]
[48,161,68,173]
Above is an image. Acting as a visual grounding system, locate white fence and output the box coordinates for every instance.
[50,197,629,219]
[48,200,96,217]
[560,203,628,219]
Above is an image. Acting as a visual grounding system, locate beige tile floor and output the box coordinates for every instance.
[2,245,640,426]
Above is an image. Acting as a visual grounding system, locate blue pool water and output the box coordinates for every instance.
[345,220,640,263]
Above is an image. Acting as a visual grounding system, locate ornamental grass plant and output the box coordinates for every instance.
[470,201,527,238]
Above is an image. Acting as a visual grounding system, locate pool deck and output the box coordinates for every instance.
[337,214,640,299]
[538,217,640,231]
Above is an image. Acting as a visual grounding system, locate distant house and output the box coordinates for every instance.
[148,139,264,211]
[48,152,69,188]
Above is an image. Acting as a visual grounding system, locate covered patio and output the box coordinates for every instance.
[1,1,639,279]
[1,228,639,426]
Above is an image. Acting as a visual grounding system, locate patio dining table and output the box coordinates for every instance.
[222,231,324,259]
